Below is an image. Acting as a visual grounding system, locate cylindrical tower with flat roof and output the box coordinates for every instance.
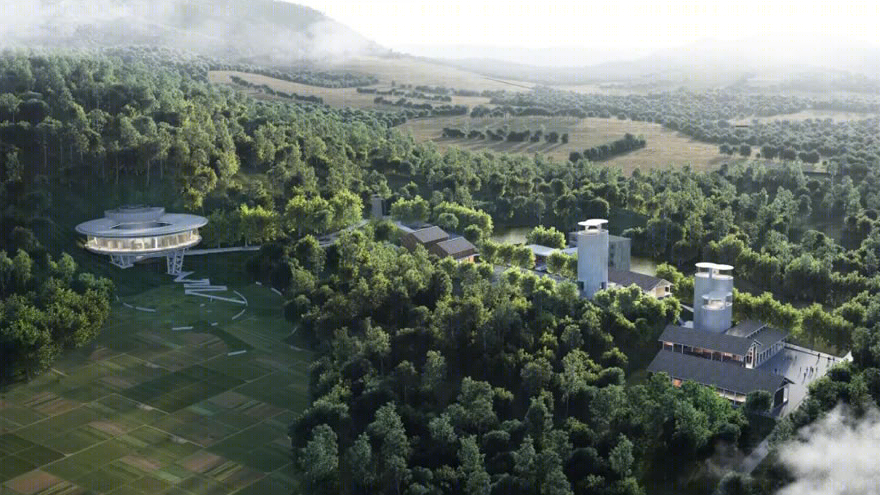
[693,262,733,333]
[577,219,609,299]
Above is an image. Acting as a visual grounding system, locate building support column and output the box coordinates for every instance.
[166,249,186,275]
[109,254,135,269]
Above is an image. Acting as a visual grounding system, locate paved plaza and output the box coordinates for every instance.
[759,343,849,417]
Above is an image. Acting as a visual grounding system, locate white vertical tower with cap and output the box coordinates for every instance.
[693,262,734,333]
[577,219,609,299]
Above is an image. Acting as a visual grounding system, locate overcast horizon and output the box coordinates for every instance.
[290,0,880,67]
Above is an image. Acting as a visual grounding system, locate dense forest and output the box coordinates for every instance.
[2,45,876,351]
[1,45,880,494]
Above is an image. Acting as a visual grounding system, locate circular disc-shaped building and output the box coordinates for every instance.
[76,206,207,274]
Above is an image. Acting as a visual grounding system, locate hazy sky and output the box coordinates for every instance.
[292,0,880,59]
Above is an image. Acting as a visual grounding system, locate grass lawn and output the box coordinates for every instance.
[0,255,311,494]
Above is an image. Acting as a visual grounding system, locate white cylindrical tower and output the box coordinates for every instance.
[693,262,733,333]
[577,219,609,299]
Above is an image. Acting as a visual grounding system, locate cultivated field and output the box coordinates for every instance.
[0,255,308,495]
[209,54,536,111]
[399,115,728,174]
[317,55,533,91]
[210,70,495,110]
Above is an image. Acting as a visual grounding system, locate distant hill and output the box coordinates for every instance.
[437,37,880,89]
[1,0,384,63]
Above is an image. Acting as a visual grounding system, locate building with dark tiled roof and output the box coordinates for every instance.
[401,226,449,252]
[647,350,791,407]
[429,237,478,262]
[658,325,755,363]
[609,268,672,299]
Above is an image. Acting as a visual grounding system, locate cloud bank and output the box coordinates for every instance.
[776,405,880,495]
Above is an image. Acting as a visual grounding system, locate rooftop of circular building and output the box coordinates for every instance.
[76,206,207,238]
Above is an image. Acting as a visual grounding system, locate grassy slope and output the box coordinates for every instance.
[400,115,728,175]
[209,69,500,108]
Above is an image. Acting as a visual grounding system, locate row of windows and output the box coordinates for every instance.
[87,230,199,251]
[662,342,746,365]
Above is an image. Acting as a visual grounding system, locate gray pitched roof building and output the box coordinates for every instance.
[609,268,671,293]
[429,237,478,260]
[752,327,789,355]
[401,226,449,251]
[725,320,767,338]
[647,350,790,397]
[659,324,755,357]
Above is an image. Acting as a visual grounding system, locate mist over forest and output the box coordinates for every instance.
[0,0,383,63]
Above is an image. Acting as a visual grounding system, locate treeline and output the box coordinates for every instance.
[719,143,821,164]
[210,63,378,88]
[200,190,364,248]
[442,127,569,144]
[569,134,646,163]
[229,75,324,104]
[357,87,453,102]
[373,97,469,116]
[103,45,379,88]
[389,197,494,244]
[408,84,504,99]
[760,72,880,97]
[471,104,589,119]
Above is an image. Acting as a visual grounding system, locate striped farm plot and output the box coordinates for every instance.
[1,265,311,495]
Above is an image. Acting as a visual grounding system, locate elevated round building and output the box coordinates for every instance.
[76,206,207,275]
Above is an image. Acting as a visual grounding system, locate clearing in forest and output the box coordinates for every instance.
[0,256,308,495]
[313,55,533,91]
[399,115,729,175]
[209,70,495,109]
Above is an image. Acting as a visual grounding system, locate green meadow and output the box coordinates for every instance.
[0,254,309,495]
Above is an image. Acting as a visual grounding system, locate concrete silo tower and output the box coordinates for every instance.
[693,262,734,333]
[577,219,609,299]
